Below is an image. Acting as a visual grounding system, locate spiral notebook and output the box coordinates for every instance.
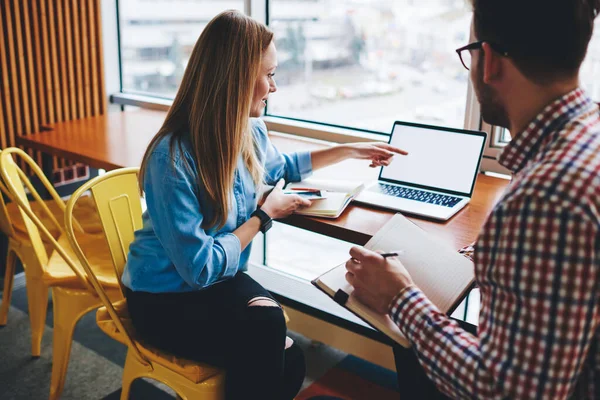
[312,213,475,347]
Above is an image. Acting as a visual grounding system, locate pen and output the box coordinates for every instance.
[288,187,321,192]
[350,250,405,263]
[380,250,405,258]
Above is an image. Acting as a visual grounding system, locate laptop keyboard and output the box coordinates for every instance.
[378,183,462,208]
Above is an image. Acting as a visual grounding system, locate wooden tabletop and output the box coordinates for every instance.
[18,110,166,171]
[17,109,510,249]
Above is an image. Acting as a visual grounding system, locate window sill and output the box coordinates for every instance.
[110,92,509,173]
[111,92,171,111]
[111,92,389,144]
[263,116,389,144]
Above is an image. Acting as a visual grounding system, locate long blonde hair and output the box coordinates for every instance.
[139,10,272,229]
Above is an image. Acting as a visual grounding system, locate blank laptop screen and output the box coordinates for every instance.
[380,123,486,196]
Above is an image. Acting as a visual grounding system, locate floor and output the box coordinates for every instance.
[0,273,400,400]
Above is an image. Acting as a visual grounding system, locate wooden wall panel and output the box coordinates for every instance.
[0,0,106,172]
[71,0,84,120]
[0,4,14,150]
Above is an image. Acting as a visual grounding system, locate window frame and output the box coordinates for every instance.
[103,0,508,173]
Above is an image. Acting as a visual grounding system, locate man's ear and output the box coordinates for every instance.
[481,42,502,84]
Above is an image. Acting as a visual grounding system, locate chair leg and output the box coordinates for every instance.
[25,276,49,358]
[49,287,101,400]
[120,372,135,400]
[120,349,146,400]
[0,248,18,326]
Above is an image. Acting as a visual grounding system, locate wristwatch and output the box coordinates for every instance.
[251,208,273,233]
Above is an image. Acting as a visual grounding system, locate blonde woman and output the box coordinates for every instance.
[123,10,406,400]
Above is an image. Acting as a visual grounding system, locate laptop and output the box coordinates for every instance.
[355,121,487,221]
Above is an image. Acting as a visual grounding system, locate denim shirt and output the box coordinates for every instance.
[122,118,312,293]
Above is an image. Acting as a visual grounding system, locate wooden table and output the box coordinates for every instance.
[18,109,508,249]
[18,109,510,370]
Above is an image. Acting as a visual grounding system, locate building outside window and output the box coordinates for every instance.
[268,0,472,133]
[118,0,244,97]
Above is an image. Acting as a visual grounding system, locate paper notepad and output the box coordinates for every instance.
[312,213,475,347]
[286,178,365,218]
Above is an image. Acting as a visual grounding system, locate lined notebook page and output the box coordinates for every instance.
[365,213,474,313]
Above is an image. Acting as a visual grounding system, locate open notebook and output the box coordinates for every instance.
[312,213,475,347]
[286,178,364,218]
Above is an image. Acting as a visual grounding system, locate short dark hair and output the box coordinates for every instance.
[470,0,600,83]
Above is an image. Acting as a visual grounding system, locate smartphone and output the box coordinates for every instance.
[283,189,327,200]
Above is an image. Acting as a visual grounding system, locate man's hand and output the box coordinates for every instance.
[345,246,415,314]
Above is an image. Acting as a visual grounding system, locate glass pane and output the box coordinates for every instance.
[265,223,352,281]
[268,0,472,133]
[119,0,244,97]
[501,128,511,143]
[581,20,600,101]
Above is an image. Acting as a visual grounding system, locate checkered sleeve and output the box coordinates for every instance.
[389,196,600,399]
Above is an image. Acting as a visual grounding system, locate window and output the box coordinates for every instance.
[108,1,488,166]
[267,0,473,133]
[118,0,244,97]
[114,1,477,134]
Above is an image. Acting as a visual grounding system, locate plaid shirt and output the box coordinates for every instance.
[389,88,600,400]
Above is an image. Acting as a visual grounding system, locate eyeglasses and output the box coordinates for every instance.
[455,40,509,70]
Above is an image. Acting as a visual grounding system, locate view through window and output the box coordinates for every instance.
[267,0,473,133]
[119,1,473,131]
[118,0,244,97]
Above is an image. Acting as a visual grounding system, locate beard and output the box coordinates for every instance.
[473,64,510,129]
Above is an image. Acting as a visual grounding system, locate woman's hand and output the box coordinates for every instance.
[311,142,407,171]
[345,142,408,168]
[261,179,312,219]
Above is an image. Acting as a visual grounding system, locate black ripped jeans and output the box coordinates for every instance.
[125,272,306,400]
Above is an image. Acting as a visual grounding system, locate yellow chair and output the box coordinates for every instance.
[0,159,103,340]
[0,147,122,400]
[63,167,225,400]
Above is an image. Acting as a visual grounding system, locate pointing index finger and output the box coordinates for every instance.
[378,143,408,155]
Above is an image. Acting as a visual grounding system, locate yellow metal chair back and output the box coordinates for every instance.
[0,146,103,327]
[1,152,53,272]
[64,167,149,365]
[0,148,91,242]
[85,169,143,294]
[0,180,17,238]
[0,148,92,286]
